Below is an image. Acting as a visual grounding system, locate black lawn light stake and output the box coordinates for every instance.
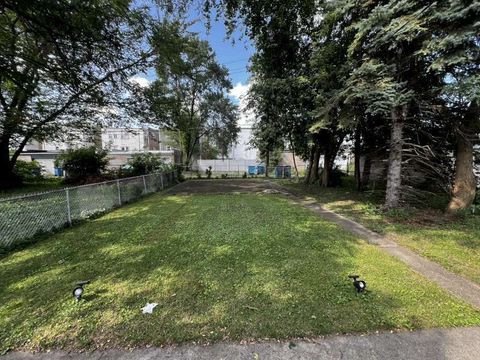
[348,275,366,293]
[73,280,90,301]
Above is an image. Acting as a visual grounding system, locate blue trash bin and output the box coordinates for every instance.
[284,166,291,178]
[54,167,64,177]
[248,166,257,175]
[275,166,283,178]
[257,165,265,175]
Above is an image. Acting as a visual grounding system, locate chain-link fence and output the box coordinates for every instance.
[180,164,308,179]
[0,171,177,249]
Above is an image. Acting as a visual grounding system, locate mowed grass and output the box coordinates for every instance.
[1,192,480,353]
[282,179,480,285]
[0,178,65,199]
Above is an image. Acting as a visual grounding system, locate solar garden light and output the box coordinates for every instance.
[73,280,90,302]
[348,275,366,293]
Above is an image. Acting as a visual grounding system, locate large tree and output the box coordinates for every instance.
[421,0,480,212]
[0,0,152,188]
[345,1,437,208]
[207,0,318,180]
[206,0,478,210]
[143,21,239,166]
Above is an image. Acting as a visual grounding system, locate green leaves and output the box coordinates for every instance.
[144,20,239,164]
[0,0,158,186]
[56,147,109,184]
[341,59,413,116]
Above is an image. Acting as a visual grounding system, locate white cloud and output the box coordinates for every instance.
[129,75,151,88]
[229,82,250,102]
[229,82,255,127]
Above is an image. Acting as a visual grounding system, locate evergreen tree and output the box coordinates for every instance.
[420,0,480,211]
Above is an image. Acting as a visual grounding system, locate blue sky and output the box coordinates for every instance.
[188,7,254,102]
[188,9,254,86]
[134,2,255,104]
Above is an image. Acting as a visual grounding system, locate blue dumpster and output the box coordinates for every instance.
[275,166,283,178]
[248,166,257,175]
[257,165,265,175]
[275,166,292,178]
[54,167,64,177]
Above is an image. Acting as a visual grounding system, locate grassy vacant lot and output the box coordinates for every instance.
[0,178,64,198]
[1,192,479,353]
[282,179,480,285]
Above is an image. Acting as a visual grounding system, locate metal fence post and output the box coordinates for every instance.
[160,173,164,189]
[65,188,72,226]
[116,179,122,205]
[142,175,147,193]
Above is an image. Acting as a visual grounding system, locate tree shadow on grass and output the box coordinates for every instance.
[0,193,478,353]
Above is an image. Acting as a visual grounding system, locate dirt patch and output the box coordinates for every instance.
[385,208,460,227]
[166,179,279,195]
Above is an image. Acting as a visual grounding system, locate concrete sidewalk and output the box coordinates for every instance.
[4,327,480,360]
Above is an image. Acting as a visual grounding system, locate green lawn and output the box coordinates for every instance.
[0,178,65,198]
[282,179,480,285]
[1,192,479,353]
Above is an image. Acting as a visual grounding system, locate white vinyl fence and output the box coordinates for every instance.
[0,171,177,249]
[195,159,259,173]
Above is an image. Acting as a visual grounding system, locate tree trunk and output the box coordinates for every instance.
[265,150,270,178]
[319,132,344,187]
[385,105,407,209]
[447,102,478,213]
[304,146,315,184]
[310,145,321,183]
[290,138,299,181]
[447,132,476,212]
[319,146,333,187]
[361,154,372,190]
[354,124,362,191]
[0,135,21,189]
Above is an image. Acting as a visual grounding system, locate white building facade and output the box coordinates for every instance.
[24,131,98,152]
[228,90,258,161]
[20,127,180,175]
[229,124,258,160]
[101,128,166,152]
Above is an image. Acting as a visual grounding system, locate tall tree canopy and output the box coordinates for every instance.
[0,0,153,188]
[204,0,479,211]
[141,21,239,166]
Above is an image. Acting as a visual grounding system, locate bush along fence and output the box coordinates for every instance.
[0,171,177,251]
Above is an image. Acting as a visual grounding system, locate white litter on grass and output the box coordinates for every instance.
[262,189,281,194]
[142,303,158,314]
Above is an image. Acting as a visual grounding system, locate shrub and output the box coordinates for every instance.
[55,147,109,184]
[127,153,167,176]
[205,166,212,179]
[14,160,43,182]
[329,167,346,187]
[242,172,247,178]
[174,164,184,182]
